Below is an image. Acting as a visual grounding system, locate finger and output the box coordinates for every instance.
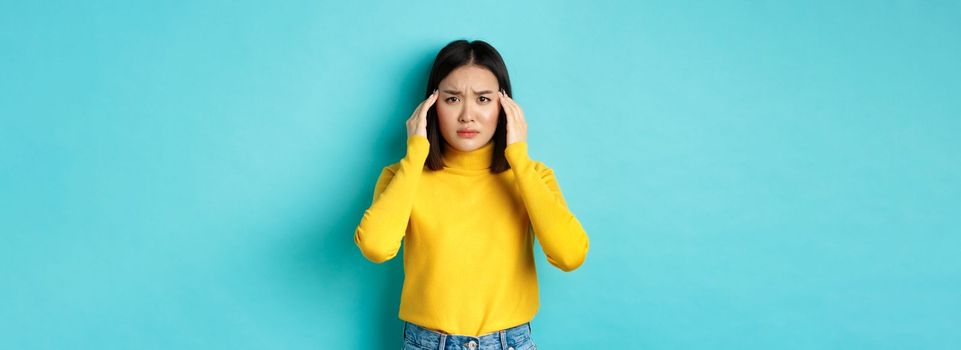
[502,93,519,124]
[500,90,516,110]
[514,104,525,125]
[419,91,438,118]
[409,99,427,123]
[502,93,524,124]
[416,91,438,127]
[410,92,437,121]
[501,101,515,130]
[504,102,518,130]
[499,90,513,118]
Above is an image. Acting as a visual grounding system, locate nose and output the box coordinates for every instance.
[458,102,474,123]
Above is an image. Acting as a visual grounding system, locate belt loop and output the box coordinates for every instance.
[528,322,532,334]
[438,333,447,350]
[499,330,508,350]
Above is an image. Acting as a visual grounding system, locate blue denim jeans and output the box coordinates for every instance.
[403,321,537,350]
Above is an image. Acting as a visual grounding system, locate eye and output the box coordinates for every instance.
[445,96,459,103]
[479,96,491,103]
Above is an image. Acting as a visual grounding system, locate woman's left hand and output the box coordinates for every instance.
[500,89,528,145]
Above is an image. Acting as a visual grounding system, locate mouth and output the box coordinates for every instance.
[456,130,480,138]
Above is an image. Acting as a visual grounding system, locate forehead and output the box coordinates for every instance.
[439,65,498,88]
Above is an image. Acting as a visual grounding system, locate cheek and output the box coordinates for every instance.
[436,105,457,130]
[435,104,450,119]
[479,105,500,127]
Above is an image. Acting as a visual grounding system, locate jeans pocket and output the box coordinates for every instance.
[514,338,537,350]
[403,342,425,350]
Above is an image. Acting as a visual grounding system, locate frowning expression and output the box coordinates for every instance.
[436,65,501,152]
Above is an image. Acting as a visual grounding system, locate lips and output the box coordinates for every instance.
[457,129,480,138]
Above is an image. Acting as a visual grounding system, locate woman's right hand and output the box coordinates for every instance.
[407,89,439,138]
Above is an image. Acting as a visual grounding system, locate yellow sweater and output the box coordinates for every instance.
[354,135,589,336]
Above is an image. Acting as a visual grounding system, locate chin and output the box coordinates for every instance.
[446,135,492,152]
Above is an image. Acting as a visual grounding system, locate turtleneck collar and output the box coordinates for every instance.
[442,140,495,170]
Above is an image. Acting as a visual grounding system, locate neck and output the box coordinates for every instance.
[442,141,495,170]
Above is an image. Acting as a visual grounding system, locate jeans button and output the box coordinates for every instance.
[467,340,477,349]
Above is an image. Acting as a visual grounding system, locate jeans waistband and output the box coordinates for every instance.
[404,321,532,350]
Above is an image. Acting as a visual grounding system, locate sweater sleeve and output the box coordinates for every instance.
[354,135,430,263]
[505,141,590,272]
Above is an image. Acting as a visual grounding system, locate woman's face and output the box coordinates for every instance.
[436,65,501,152]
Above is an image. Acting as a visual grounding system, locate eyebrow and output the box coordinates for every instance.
[441,89,496,95]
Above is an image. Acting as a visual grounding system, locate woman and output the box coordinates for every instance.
[354,39,590,350]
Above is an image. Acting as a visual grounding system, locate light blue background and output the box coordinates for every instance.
[2,1,959,349]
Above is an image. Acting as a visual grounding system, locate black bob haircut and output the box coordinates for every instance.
[423,39,513,173]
